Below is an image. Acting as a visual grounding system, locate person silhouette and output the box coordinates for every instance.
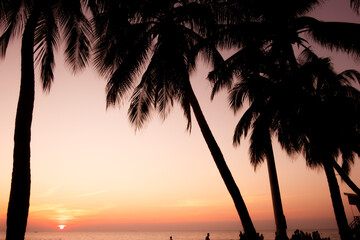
[205,233,210,240]
[170,236,173,240]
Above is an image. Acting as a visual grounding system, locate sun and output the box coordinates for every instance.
[58,225,66,230]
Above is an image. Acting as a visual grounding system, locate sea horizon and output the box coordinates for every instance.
[0,229,340,240]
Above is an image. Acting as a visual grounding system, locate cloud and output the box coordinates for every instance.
[30,203,95,223]
[76,190,108,198]
[30,203,65,212]
[36,184,63,198]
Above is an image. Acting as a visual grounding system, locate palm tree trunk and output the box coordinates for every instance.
[331,159,360,197]
[6,11,37,240]
[264,135,288,240]
[184,80,258,240]
[323,159,353,240]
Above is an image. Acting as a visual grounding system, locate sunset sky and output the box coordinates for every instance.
[0,0,360,233]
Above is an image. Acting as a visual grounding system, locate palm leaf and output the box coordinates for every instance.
[307,19,360,59]
[0,0,24,57]
[233,104,258,145]
[105,32,151,107]
[94,17,150,76]
[150,21,197,120]
[179,88,192,131]
[63,14,92,72]
[339,69,360,85]
[350,0,360,13]
[34,10,59,91]
[209,48,251,99]
[128,68,156,130]
[174,1,215,38]
[57,0,92,72]
[229,82,250,111]
[249,115,271,169]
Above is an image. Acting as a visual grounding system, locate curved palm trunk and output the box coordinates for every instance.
[323,159,353,240]
[264,135,288,240]
[6,11,37,240]
[331,159,360,197]
[185,80,258,240]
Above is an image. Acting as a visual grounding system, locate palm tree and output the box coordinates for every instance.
[209,45,289,240]
[208,1,360,239]
[92,0,260,238]
[0,0,91,238]
[230,56,289,240]
[274,49,360,240]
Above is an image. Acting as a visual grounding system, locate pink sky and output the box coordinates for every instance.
[0,0,359,233]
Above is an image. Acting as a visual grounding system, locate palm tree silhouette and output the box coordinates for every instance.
[275,49,360,240]
[0,0,91,238]
[92,0,259,238]
[234,52,289,240]
[209,44,290,240]
[209,1,360,239]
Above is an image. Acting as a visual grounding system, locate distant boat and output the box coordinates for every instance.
[344,193,360,239]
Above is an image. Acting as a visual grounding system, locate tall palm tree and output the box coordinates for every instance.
[0,0,91,238]
[209,45,289,240]
[230,56,289,240]
[209,1,360,239]
[274,49,360,240]
[92,0,260,238]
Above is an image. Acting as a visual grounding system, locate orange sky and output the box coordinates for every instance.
[0,0,360,233]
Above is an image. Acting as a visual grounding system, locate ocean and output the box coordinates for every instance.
[0,230,340,240]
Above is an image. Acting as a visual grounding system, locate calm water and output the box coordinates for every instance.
[0,230,340,240]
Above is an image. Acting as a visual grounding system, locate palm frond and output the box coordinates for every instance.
[174,1,215,38]
[229,82,249,112]
[179,89,192,131]
[297,47,318,65]
[154,77,174,120]
[249,117,271,169]
[216,21,268,49]
[106,66,135,108]
[192,30,223,76]
[57,0,92,73]
[0,0,24,57]
[209,47,258,100]
[233,104,258,145]
[128,72,155,130]
[0,0,6,18]
[62,14,92,72]
[94,19,151,76]
[350,0,360,14]
[148,49,175,120]
[84,0,100,17]
[149,22,197,121]
[34,10,59,91]
[338,69,360,85]
[105,32,151,106]
[307,20,360,60]
[340,149,355,175]
[0,24,15,57]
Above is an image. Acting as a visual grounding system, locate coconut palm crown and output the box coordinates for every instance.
[208,1,360,239]
[92,0,261,239]
[0,0,91,239]
[275,49,360,240]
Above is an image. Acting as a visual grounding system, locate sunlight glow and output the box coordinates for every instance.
[58,225,66,230]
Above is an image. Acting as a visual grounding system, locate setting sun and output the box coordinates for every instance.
[58,225,66,230]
